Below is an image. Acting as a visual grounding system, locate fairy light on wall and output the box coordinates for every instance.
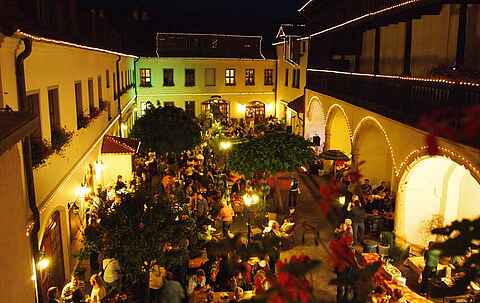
[307,0,422,37]
[396,145,480,182]
[16,30,138,58]
[352,116,398,175]
[308,69,480,88]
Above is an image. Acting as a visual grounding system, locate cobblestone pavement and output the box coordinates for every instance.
[279,173,337,303]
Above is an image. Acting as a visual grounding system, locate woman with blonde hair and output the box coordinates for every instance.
[87,274,106,303]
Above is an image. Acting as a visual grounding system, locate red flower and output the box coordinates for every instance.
[267,293,285,303]
[299,289,311,303]
[277,272,291,287]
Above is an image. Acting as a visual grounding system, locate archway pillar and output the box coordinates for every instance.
[324,131,331,151]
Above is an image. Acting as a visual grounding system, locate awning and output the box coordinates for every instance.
[101,135,140,154]
[287,95,305,114]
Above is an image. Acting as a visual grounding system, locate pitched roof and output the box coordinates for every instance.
[287,95,305,114]
[101,135,140,154]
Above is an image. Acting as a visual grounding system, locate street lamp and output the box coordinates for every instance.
[243,192,259,243]
[219,141,232,191]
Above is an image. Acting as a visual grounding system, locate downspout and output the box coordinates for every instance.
[115,55,122,137]
[274,56,278,118]
[133,57,140,121]
[16,37,43,303]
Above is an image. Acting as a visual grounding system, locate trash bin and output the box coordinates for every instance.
[363,240,378,253]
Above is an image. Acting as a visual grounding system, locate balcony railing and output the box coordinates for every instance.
[307,69,480,146]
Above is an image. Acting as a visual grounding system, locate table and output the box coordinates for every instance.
[362,253,433,303]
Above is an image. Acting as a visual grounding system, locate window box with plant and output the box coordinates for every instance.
[31,137,52,168]
[77,114,91,129]
[51,127,73,153]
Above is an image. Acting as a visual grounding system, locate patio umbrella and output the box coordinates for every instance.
[318,150,350,177]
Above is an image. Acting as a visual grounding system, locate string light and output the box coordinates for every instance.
[298,0,315,12]
[16,30,138,58]
[307,69,480,87]
[307,0,422,37]
[352,116,398,175]
[395,145,480,182]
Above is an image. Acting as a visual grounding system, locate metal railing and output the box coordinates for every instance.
[307,69,480,145]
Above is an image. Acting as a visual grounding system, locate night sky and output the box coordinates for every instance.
[82,0,306,56]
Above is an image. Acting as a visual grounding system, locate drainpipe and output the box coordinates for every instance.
[133,57,140,120]
[115,55,122,137]
[274,58,278,118]
[16,37,43,303]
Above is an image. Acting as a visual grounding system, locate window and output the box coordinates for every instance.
[164,101,174,107]
[292,69,300,88]
[205,68,216,86]
[285,68,289,86]
[264,69,273,85]
[185,69,195,86]
[106,70,110,88]
[74,81,83,129]
[88,78,94,114]
[48,88,60,135]
[121,71,124,90]
[225,69,235,86]
[185,101,195,117]
[139,68,151,87]
[97,76,103,102]
[113,72,116,95]
[26,92,41,138]
[163,69,174,86]
[245,69,255,86]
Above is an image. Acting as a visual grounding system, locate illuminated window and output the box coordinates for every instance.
[205,68,216,86]
[245,69,255,86]
[292,69,300,88]
[264,69,273,85]
[139,68,151,87]
[163,69,174,86]
[225,69,236,86]
[164,101,174,107]
[185,69,195,86]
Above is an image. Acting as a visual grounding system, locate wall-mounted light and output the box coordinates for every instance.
[238,104,246,113]
[338,196,346,206]
[37,257,50,271]
[265,103,274,112]
[76,183,90,198]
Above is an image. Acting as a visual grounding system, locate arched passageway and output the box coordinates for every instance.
[305,97,326,148]
[353,119,393,185]
[245,101,265,123]
[326,106,351,156]
[396,156,480,247]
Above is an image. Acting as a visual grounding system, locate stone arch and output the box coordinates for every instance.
[352,116,396,185]
[395,152,480,247]
[305,96,327,147]
[324,104,352,155]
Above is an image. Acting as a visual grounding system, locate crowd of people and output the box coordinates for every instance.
[49,118,302,303]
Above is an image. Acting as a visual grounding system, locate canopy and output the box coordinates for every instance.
[319,150,350,161]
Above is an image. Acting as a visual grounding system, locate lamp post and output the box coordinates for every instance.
[219,141,232,193]
[243,192,259,244]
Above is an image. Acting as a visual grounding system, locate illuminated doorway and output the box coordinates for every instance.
[40,211,65,303]
[201,96,230,121]
[245,101,265,123]
[396,156,480,247]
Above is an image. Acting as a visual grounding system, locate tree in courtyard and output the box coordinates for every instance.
[227,130,315,178]
[81,191,196,302]
[130,106,201,154]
